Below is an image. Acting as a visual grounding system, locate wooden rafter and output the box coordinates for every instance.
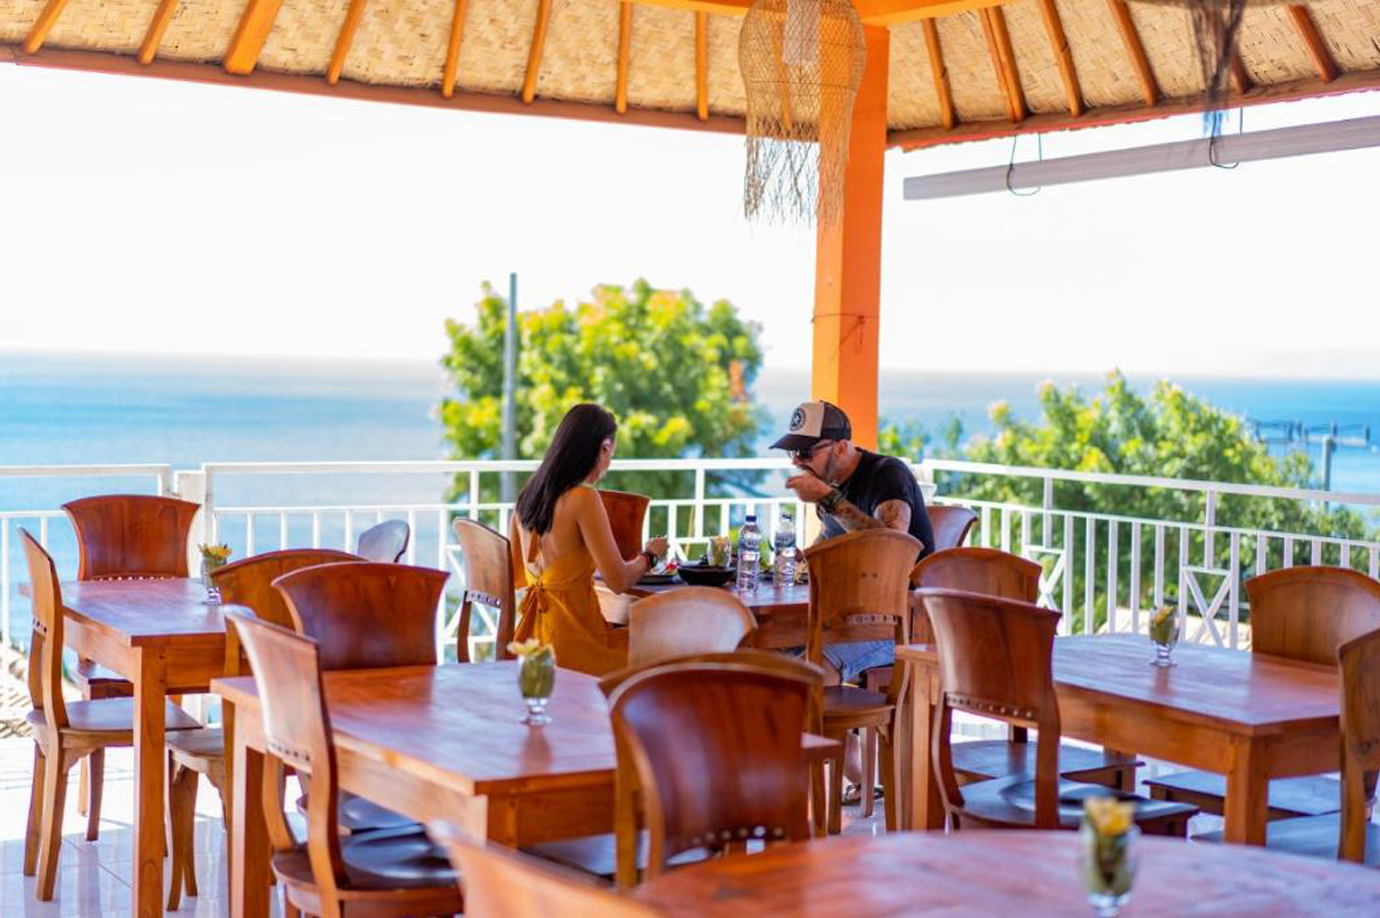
[1288,5,1337,83]
[522,0,553,104]
[1107,0,1157,106]
[138,0,180,66]
[695,12,709,122]
[616,2,633,114]
[1037,0,1081,117]
[1229,52,1251,97]
[224,0,285,75]
[442,0,469,98]
[327,0,368,86]
[922,20,955,131]
[22,0,71,55]
[625,0,1003,25]
[980,7,1025,122]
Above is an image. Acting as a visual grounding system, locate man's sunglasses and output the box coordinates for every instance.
[791,441,833,463]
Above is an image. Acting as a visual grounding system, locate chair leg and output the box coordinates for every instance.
[85,749,104,841]
[23,744,45,877]
[36,749,70,901]
[810,760,827,837]
[828,750,845,835]
[167,764,201,909]
[861,728,877,819]
[879,733,899,832]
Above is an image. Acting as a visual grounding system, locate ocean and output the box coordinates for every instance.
[3,352,1379,625]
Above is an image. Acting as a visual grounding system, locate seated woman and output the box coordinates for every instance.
[509,403,668,676]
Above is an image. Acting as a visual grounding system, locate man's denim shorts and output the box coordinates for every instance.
[822,640,895,683]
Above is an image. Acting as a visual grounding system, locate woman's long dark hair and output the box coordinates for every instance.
[515,404,618,535]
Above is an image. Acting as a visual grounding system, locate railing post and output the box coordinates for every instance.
[693,467,706,539]
[176,469,209,572]
[1203,489,1217,567]
[1042,476,1054,545]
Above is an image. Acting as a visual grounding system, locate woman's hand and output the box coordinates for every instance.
[644,536,669,560]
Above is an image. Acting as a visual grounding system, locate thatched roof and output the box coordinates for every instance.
[2,0,1379,149]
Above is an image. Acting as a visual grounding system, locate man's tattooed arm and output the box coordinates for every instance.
[828,498,912,533]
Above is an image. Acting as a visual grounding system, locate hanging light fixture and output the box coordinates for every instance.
[738,0,866,226]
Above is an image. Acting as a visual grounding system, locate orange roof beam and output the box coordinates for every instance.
[627,0,1007,25]
[442,0,469,98]
[1229,52,1251,96]
[225,0,285,75]
[1037,0,1082,117]
[980,6,1025,122]
[615,2,633,114]
[1289,5,1337,83]
[695,12,709,122]
[921,20,955,131]
[138,0,181,66]
[1107,0,1158,106]
[522,0,553,104]
[22,0,71,54]
[327,0,368,86]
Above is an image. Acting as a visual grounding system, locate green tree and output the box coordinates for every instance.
[439,280,767,531]
[948,371,1373,631]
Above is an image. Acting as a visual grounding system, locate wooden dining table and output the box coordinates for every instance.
[633,830,1380,916]
[626,577,811,649]
[19,577,246,918]
[898,634,1343,844]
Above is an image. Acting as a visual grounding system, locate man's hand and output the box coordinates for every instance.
[786,473,834,503]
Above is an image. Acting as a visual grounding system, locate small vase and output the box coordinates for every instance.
[200,558,225,605]
[1080,823,1139,917]
[517,652,556,726]
[1148,608,1180,668]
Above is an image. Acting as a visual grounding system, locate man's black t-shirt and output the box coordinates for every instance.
[818,450,935,557]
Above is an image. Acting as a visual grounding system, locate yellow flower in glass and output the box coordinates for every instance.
[1148,606,1180,668]
[196,544,232,605]
[1080,797,1140,918]
[508,639,557,726]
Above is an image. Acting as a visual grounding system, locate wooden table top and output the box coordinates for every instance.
[21,577,246,647]
[899,633,1340,737]
[633,831,1380,916]
[213,662,616,796]
[629,578,809,614]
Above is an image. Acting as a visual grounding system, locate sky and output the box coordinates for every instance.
[2,62,1380,378]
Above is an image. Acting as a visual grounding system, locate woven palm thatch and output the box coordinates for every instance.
[1,0,1379,152]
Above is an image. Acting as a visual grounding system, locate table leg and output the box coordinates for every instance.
[132,649,167,918]
[230,704,270,918]
[1223,738,1268,845]
[905,661,945,831]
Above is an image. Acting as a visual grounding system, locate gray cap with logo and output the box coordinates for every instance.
[771,401,853,452]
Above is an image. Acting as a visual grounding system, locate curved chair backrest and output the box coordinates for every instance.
[452,518,518,662]
[802,529,921,702]
[20,529,68,733]
[430,826,658,918]
[627,588,756,669]
[212,549,362,675]
[1338,627,1380,863]
[1246,566,1380,666]
[910,548,1042,644]
[355,519,410,564]
[598,490,651,562]
[63,494,200,580]
[919,586,1063,828]
[226,611,349,899]
[605,657,814,879]
[927,505,978,552]
[272,562,448,670]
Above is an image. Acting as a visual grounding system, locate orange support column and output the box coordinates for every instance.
[812,24,888,450]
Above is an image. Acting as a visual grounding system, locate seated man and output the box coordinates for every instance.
[775,399,935,684]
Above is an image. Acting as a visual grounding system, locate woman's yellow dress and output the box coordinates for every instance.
[513,528,629,676]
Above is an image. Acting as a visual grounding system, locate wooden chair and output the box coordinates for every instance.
[355,519,410,563]
[62,493,200,821]
[166,548,361,909]
[922,587,1197,835]
[18,529,201,901]
[1194,626,1380,862]
[910,548,1140,792]
[803,528,922,833]
[272,561,448,670]
[452,518,519,662]
[225,611,463,918]
[607,656,815,883]
[431,826,657,918]
[626,587,755,668]
[927,504,978,552]
[527,652,830,887]
[1146,566,1380,819]
[598,489,651,561]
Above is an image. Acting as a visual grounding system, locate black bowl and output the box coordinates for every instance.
[677,564,736,587]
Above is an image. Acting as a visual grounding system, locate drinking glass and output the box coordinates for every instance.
[517,650,556,726]
[200,558,225,605]
[1080,823,1140,917]
[1148,606,1181,667]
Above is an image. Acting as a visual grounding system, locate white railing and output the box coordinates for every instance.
[3,457,1378,657]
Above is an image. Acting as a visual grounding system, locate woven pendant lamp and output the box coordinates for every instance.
[738,0,867,226]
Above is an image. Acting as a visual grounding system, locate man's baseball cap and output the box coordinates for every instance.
[771,401,853,451]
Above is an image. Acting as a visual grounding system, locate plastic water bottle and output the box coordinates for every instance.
[774,509,797,586]
[736,514,761,592]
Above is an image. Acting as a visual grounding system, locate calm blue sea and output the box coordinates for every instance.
[3,352,1379,640]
